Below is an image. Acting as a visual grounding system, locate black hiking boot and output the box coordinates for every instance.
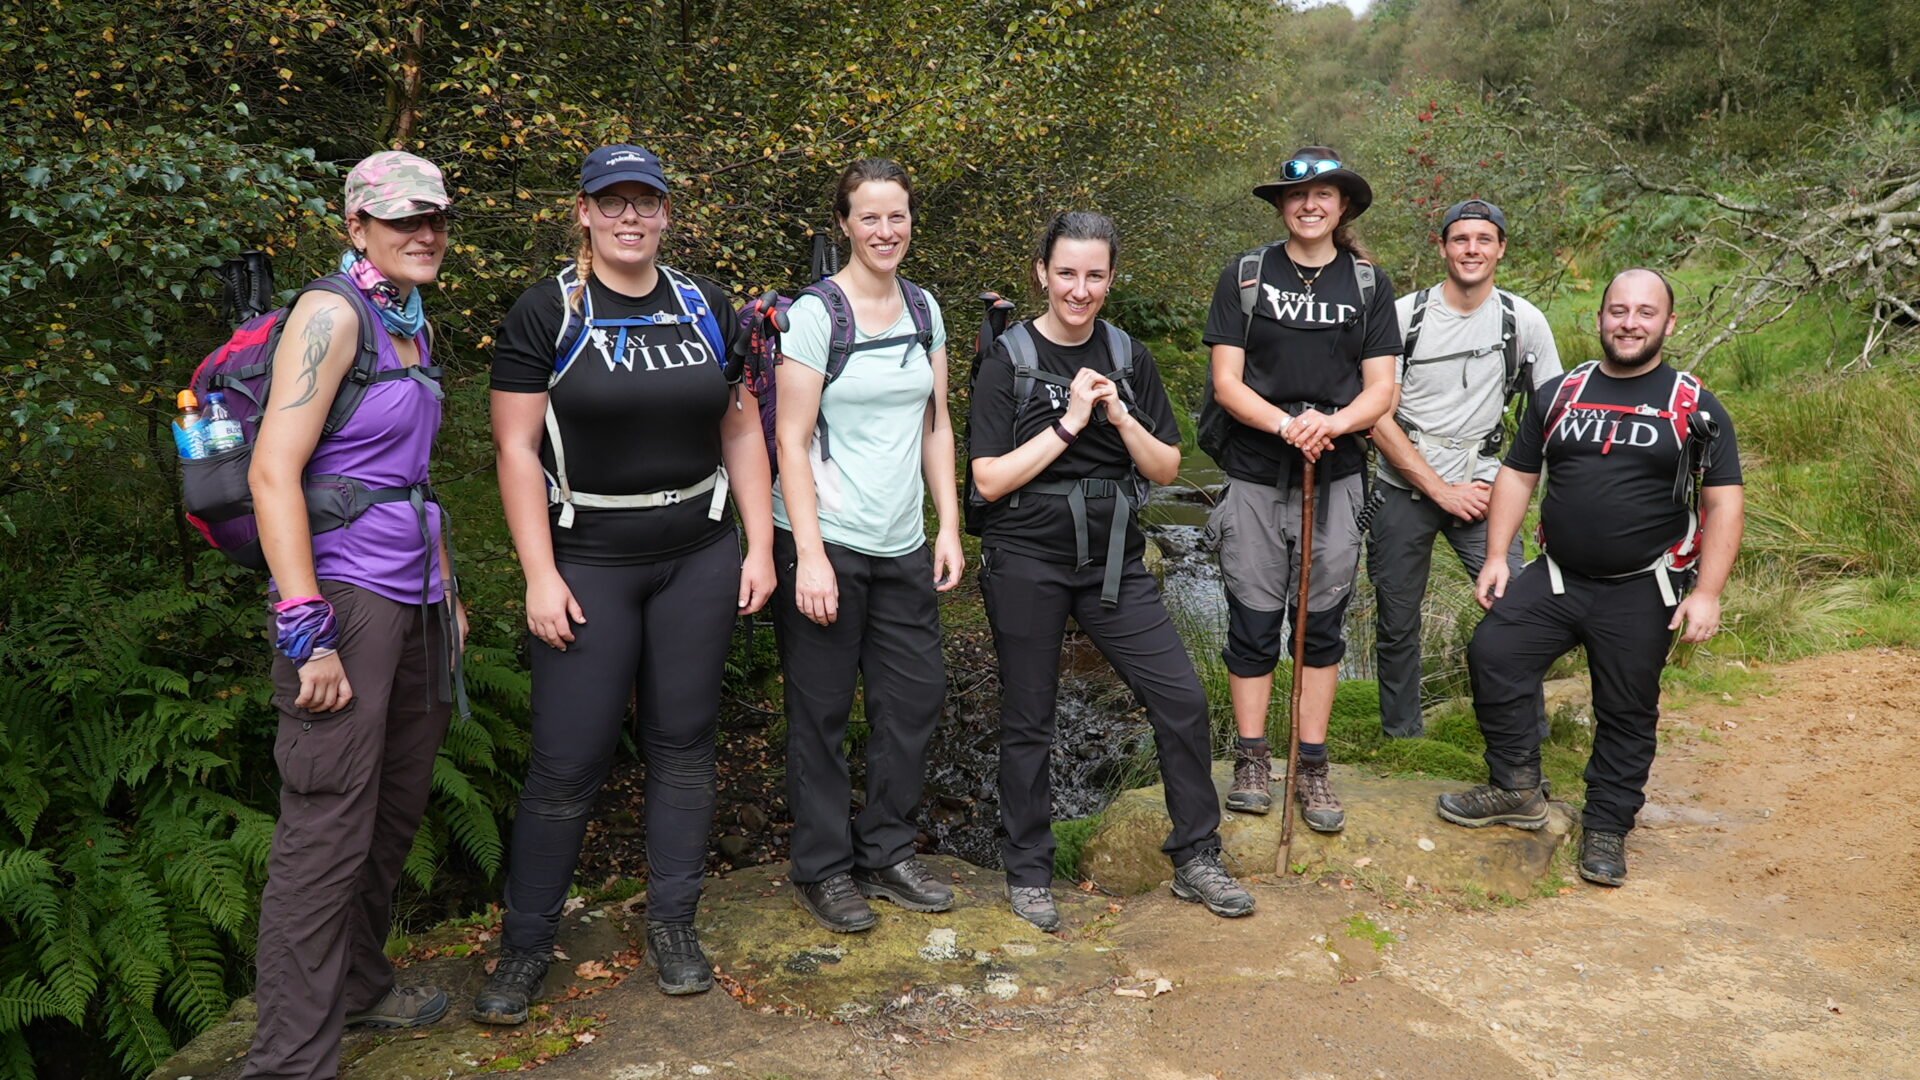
[646,921,713,996]
[470,948,549,1026]
[1169,850,1256,917]
[1293,757,1346,833]
[1009,885,1061,932]
[1436,783,1550,830]
[1578,829,1629,887]
[852,857,954,913]
[794,873,878,932]
[1226,745,1273,815]
[344,985,448,1029]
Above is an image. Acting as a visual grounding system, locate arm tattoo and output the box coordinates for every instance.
[281,306,337,411]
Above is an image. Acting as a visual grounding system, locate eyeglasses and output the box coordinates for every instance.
[1281,157,1343,181]
[593,193,665,219]
[377,211,452,234]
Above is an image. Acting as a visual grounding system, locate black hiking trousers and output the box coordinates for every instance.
[773,529,946,885]
[981,548,1221,887]
[1469,559,1674,834]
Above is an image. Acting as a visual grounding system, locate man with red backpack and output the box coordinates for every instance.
[1436,269,1745,887]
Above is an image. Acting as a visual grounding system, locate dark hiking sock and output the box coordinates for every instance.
[1297,741,1328,763]
[1236,736,1270,756]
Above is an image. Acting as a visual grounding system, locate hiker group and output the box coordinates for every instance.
[210,144,1744,1079]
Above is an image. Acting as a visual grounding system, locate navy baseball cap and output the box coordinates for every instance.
[1442,199,1507,238]
[580,145,668,195]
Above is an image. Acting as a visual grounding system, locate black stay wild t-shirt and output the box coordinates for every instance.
[491,268,741,565]
[1201,248,1401,485]
[968,323,1181,565]
[1506,363,1743,578]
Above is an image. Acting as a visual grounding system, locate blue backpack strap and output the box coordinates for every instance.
[663,265,728,373]
[552,263,592,379]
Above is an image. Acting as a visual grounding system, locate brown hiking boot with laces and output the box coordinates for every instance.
[1293,757,1345,833]
[1226,744,1273,814]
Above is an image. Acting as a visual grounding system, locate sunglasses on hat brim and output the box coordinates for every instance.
[1280,157,1344,181]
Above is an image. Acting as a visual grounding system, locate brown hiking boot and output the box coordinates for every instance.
[1226,745,1273,814]
[1293,758,1345,833]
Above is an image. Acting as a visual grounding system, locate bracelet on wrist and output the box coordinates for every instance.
[1052,421,1079,446]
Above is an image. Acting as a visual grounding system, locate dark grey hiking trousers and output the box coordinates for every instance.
[245,582,451,1080]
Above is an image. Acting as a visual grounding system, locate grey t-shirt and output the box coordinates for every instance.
[1379,285,1562,488]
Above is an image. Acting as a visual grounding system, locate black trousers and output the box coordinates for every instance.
[1468,560,1674,834]
[981,548,1220,887]
[773,529,946,885]
[501,528,741,950]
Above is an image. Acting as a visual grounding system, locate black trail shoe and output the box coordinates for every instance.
[1293,758,1346,833]
[1436,783,1550,830]
[470,949,549,1026]
[852,857,955,913]
[1226,746,1273,814]
[1009,886,1061,932]
[1579,830,1629,886]
[345,985,448,1029]
[794,873,879,932]
[1169,851,1256,917]
[646,921,714,996]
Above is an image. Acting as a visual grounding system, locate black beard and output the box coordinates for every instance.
[1602,327,1666,368]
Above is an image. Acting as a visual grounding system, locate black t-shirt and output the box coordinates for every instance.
[967,324,1181,565]
[1201,248,1400,484]
[491,268,741,565]
[1506,363,1743,577]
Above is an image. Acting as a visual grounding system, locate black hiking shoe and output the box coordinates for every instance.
[1009,885,1061,932]
[344,985,448,1029]
[794,873,878,932]
[1226,746,1273,814]
[646,921,714,996]
[1578,830,1629,887]
[1436,783,1550,830]
[852,857,954,912]
[470,948,549,1026]
[1169,851,1256,917]
[1293,758,1346,833]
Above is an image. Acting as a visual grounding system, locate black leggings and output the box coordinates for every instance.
[501,528,741,949]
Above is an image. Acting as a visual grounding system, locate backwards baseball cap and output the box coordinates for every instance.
[580,145,669,195]
[343,151,451,220]
[1442,199,1508,238]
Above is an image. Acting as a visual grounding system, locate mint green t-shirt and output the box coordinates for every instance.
[771,286,948,557]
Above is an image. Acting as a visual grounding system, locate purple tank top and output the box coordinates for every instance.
[290,315,445,604]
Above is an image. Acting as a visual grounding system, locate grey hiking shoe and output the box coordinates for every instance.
[1226,745,1273,814]
[345,985,448,1029]
[1293,758,1345,833]
[646,921,714,996]
[1170,851,1256,917]
[470,948,549,1026]
[1436,783,1550,830]
[1578,829,1629,887]
[1009,886,1061,932]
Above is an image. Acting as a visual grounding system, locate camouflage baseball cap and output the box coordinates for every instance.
[344,151,451,219]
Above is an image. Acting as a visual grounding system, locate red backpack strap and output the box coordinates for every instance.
[1544,360,1598,440]
[1667,370,1702,446]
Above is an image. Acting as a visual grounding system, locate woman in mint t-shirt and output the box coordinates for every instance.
[771,158,964,933]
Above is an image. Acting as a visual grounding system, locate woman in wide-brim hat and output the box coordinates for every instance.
[1199,144,1402,834]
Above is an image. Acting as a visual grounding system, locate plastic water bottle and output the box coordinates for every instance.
[204,390,244,453]
[173,390,209,460]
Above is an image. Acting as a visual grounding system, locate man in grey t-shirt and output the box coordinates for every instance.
[1369,200,1561,738]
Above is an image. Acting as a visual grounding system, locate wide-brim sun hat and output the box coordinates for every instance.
[1252,145,1373,222]
[343,151,451,220]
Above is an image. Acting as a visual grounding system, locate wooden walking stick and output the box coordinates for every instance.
[1276,455,1316,876]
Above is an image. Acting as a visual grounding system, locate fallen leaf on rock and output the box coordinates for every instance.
[553,948,570,961]
[484,957,499,975]
[575,960,613,980]
[1352,857,1373,869]
[574,1031,596,1044]
[1826,998,1843,1014]
[1079,880,1099,892]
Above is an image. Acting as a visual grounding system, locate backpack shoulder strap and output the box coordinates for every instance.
[552,263,592,380]
[898,278,936,358]
[1402,287,1433,374]
[302,275,384,435]
[1352,256,1376,308]
[661,264,728,370]
[799,280,858,384]
[1496,288,1523,393]
[1004,322,1043,414]
[1101,320,1134,383]
[1668,369,1703,446]
[1545,360,1599,438]
[1237,242,1278,339]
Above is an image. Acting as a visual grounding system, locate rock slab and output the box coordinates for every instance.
[1080,761,1573,899]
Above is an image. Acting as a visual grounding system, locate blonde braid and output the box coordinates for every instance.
[569,194,594,314]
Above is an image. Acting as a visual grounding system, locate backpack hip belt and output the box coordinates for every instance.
[1015,476,1131,608]
[545,466,728,529]
[1542,546,1693,608]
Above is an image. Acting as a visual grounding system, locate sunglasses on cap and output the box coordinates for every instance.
[1281,157,1343,181]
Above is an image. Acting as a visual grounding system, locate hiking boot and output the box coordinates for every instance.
[470,948,549,1026]
[794,873,878,932]
[1578,830,1629,887]
[1293,758,1345,833]
[1009,886,1061,932]
[1225,745,1273,815]
[345,985,448,1029]
[1169,850,1256,917]
[646,921,713,996]
[852,857,954,913]
[1436,783,1550,830]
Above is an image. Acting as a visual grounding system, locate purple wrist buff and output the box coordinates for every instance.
[274,596,339,667]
